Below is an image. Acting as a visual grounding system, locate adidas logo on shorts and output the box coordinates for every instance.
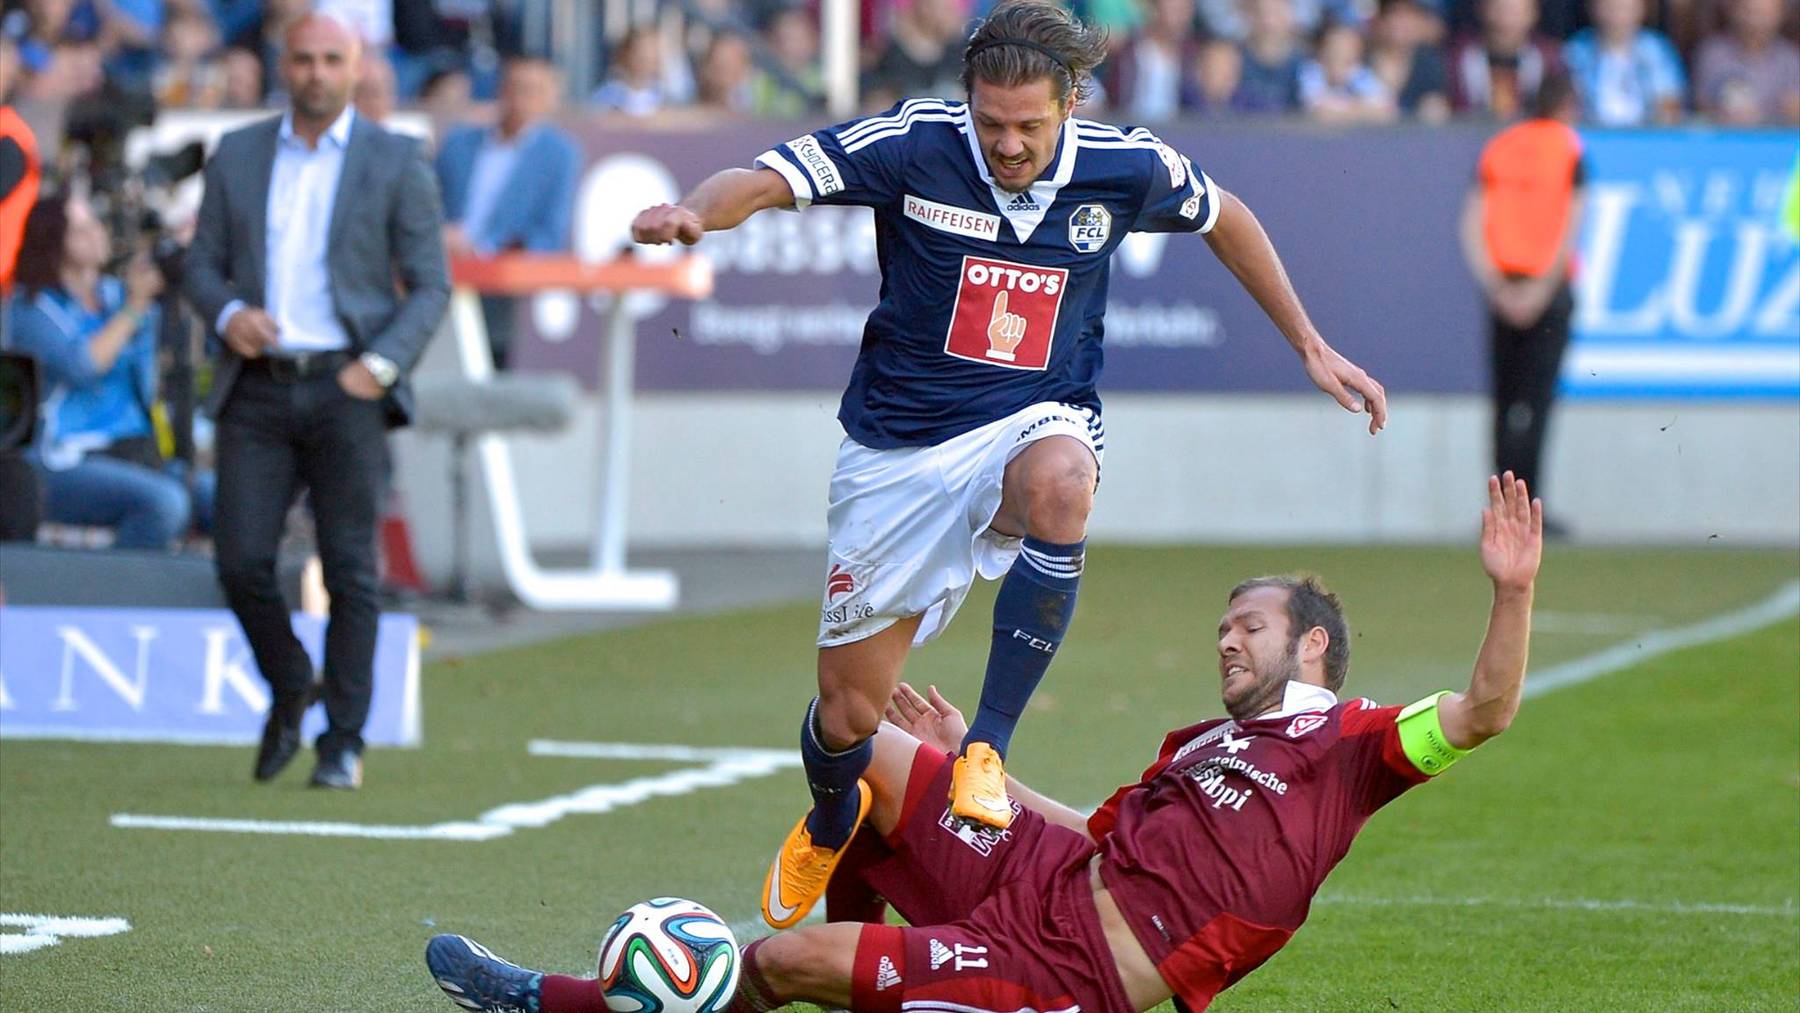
[929,938,954,970]
[876,955,902,990]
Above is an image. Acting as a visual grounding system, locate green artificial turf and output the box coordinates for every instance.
[2,544,1795,1010]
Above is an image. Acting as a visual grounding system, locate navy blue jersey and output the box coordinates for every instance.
[757,98,1221,449]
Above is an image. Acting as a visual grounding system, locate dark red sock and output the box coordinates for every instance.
[539,974,606,1013]
[724,940,783,1013]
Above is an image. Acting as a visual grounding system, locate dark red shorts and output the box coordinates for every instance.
[844,745,1135,1013]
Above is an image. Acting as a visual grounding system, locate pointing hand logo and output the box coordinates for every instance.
[986,290,1027,361]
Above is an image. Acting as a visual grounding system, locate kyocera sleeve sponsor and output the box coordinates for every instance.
[785,136,844,197]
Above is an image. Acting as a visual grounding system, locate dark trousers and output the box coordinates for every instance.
[479,294,516,370]
[1490,282,1573,498]
[214,367,388,757]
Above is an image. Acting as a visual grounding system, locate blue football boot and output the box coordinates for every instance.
[425,934,544,1012]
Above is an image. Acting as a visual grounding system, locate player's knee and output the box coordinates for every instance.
[754,930,838,994]
[814,681,883,749]
[1022,454,1095,538]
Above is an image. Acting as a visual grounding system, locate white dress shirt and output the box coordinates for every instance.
[217,107,356,353]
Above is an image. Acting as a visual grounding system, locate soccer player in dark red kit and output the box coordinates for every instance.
[630,0,1389,935]
[427,473,1543,1012]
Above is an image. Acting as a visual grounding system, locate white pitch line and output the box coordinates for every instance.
[1523,580,1800,699]
[1314,895,1797,917]
[112,742,803,841]
[0,914,132,956]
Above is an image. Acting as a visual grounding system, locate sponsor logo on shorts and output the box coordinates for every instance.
[784,135,844,197]
[875,955,902,990]
[904,193,1001,241]
[1068,203,1111,253]
[1286,713,1328,738]
[826,563,855,602]
[822,601,875,626]
[938,803,1020,856]
[929,938,954,970]
[943,256,1068,371]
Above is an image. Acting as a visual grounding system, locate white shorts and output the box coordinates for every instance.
[817,401,1104,648]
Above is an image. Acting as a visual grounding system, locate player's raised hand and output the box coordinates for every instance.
[986,290,1027,359]
[885,682,967,755]
[1302,343,1388,435]
[630,203,706,246]
[1480,471,1543,594]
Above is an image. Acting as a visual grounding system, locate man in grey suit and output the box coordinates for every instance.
[185,11,449,790]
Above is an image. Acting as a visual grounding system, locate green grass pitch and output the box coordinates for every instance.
[2,544,1796,1011]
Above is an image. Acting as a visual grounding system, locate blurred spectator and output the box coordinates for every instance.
[217,43,263,107]
[592,24,681,116]
[1369,0,1452,121]
[393,0,522,100]
[1693,0,1800,124]
[418,65,474,135]
[695,30,755,114]
[1235,0,1306,113]
[4,0,79,76]
[752,5,823,117]
[1202,0,1367,42]
[207,0,261,48]
[1190,36,1244,115]
[867,0,969,102]
[354,47,397,122]
[153,5,223,108]
[18,38,106,102]
[1449,0,1564,118]
[317,0,393,49]
[1563,0,1686,124]
[232,0,309,102]
[7,194,195,550]
[1104,0,1203,121]
[1300,20,1399,121]
[437,55,578,368]
[1460,72,1583,534]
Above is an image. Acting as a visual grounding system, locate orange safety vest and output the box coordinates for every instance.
[1477,118,1582,279]
[0,105,43,292]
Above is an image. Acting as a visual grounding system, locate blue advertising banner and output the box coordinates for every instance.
[0,608,421,747]
[1569,131,1800,398]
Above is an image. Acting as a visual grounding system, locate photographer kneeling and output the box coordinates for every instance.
[6,195,196,551]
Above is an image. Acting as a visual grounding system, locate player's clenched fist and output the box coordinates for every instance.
[986,290,1027,360]
[631,203,705,246]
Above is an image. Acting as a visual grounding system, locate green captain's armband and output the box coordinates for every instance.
[1396,691,1471,777]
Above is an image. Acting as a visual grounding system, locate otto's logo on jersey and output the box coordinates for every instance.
[1154,142,1187,189]
[1286,713,1328,738]
[944,256,1068,371]
[1069,203,1111,253]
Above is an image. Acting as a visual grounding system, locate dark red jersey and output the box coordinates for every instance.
[1090,691,1429,1008]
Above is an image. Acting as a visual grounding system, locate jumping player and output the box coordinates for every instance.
[631,0,1390,931]
[426,473,1541,1013]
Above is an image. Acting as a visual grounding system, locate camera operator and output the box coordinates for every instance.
[5,193,196,550]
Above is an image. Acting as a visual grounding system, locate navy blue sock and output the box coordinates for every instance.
[799,698,872,850]
[963,536,1084,759]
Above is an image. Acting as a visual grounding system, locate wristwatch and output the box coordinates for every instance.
[359,351,399,388]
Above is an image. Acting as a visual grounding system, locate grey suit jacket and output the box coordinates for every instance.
[184,113,450,427]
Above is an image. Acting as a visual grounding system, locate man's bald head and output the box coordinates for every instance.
[281,11,362,128]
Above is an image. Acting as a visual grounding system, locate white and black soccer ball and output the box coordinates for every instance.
[597,897,740,1013]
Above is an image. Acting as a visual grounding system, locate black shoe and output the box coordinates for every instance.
[252,684,318,782]
[309,750,363,790]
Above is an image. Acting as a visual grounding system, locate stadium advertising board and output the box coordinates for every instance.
[517,121,1493,394]
[0,608,421,746]
[1568,131,1800,398]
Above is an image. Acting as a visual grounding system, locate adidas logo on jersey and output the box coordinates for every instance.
[875,955,902,990]
[1005,191,1039,211]
[929,938,954,970]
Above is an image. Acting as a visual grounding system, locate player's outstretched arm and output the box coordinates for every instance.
[1202,187,1388,435]
[630,167,796,246]
[1438,472,1543,751]
[886,682,1095,840]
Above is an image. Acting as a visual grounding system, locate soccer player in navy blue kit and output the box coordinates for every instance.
[632,0,1389,930]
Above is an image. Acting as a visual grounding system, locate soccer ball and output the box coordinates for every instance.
[597,897,740,1013]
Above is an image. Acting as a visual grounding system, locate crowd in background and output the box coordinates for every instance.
[4,0,1797,136]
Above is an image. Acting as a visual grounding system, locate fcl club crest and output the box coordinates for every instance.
[1068,203,1111,253]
